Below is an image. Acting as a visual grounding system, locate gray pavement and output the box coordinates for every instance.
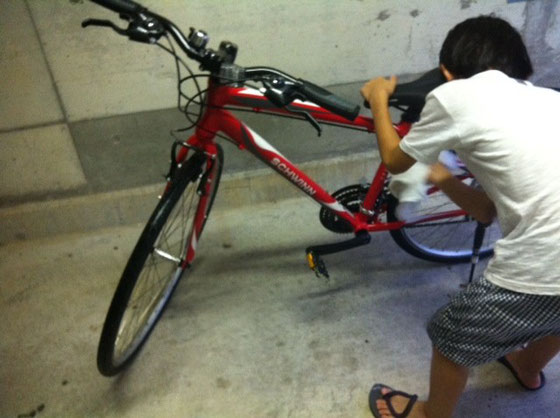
[2,197,559,418]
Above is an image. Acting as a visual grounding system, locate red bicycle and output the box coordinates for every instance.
[83,0,501,376]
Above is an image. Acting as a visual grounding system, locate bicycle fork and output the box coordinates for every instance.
[305,230,371,279]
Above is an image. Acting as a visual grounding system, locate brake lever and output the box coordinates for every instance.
[289,109,322,137]
[82,15,164,44]
[81,18,127,35]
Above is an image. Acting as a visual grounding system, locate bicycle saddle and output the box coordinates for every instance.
[389,67,446,109]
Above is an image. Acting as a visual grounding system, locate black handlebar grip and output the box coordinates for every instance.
[90,0,145,15]
[299,80,360,121]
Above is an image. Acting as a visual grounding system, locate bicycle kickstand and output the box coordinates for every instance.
[305,231,371,280]
[461,221,487,288]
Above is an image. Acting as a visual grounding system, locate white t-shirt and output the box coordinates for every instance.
[400,70,560,295]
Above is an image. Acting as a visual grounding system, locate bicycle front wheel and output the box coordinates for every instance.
[97,146,223,376]
[387,183,501,263]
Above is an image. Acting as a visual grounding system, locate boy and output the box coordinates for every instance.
[361,16,560,418]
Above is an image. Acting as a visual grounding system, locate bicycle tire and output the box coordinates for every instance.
[387,180,501,263]
[97,146,223,376]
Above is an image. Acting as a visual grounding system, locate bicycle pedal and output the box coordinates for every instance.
[306,251,330,279]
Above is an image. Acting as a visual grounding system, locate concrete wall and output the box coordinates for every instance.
[23,0,531,122]
[1,0,559,203]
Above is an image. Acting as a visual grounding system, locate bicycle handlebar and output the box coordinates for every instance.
[299,80,360,121]
[91,0,144,15]
[84,0,360,120]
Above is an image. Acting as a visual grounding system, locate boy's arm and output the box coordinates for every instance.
[361,76,416,174]
[429,163,497,224]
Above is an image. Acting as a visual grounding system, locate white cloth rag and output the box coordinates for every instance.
[388,162,430,203]
[388,150,461,221]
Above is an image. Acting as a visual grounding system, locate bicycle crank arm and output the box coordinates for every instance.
[305,231,371,279]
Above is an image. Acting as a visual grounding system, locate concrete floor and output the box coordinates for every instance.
[2,197,559,418]
[2,2,560,416]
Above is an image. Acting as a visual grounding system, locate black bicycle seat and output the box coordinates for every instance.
[389,67,446,109]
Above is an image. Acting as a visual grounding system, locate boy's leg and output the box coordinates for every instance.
[424,347,468,418]
[374,280,560,417]
[376,347,467,418]
[375,337,560,417]
[504,336,560,388]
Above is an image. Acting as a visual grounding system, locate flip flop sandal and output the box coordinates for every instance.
[369,383,419,418]
[497,356,546,391]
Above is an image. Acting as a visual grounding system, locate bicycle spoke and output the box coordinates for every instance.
[390,180,502,262]
[116,259,166,354]
[158,185,197,260]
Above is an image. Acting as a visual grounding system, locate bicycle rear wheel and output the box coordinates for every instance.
[387,180,501,263]
[97,146,223,376]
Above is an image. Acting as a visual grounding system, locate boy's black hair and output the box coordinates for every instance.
[439,15,533,80]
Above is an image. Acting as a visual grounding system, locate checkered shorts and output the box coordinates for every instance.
[427,277,560,367]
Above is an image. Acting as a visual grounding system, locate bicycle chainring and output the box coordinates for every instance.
[319,184,369,233]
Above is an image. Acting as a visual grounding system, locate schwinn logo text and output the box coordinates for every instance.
[271,158,316,196]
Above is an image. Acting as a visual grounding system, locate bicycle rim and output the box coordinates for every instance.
[388,186,501,263]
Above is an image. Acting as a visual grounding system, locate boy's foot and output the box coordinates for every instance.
[497,354,545,390]
[369,384,427,418]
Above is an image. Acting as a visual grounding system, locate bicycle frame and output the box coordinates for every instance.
[175,77,467,267]
[179,81,406,215]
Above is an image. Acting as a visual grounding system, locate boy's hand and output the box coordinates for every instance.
[428,162,454,186]
[360,75,416,174]
[428,162,496,224]
[360,76,398,108]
